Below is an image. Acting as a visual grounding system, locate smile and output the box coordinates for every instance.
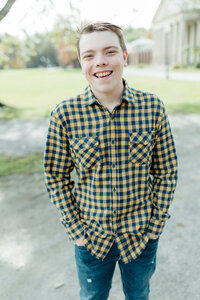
[94,71,113,78]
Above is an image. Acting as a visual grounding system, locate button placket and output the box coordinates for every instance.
[110,115,118,233]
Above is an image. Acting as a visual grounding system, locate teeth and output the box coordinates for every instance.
[95,71,112,78]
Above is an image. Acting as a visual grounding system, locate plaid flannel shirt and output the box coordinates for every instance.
[44,80,178,263]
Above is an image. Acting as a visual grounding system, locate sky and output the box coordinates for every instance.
[0,0,161,37]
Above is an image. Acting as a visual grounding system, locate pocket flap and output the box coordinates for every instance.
[71,136,99,150]
[130,132,151,145]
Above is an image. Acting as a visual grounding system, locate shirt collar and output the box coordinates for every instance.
[82,79,136,107]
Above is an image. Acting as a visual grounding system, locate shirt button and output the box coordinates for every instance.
[112,140,115,144]
[113,187,116,192]
[114,210,117,215]
[112,164,115,168]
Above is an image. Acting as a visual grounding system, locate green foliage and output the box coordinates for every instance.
[0,1,81,69]
[123,26,147,43]
[0,152,43,177]
[196,62,200,68]
[50,17,79,67]
[173,64,181,69]
[25,33,59,68]
[0,34,25,69]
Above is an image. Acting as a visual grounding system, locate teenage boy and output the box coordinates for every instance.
[44,22,178,300]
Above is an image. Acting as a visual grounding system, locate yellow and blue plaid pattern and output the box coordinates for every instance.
[44,80,178,263]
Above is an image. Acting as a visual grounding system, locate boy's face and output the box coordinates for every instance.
[79,31,127,97]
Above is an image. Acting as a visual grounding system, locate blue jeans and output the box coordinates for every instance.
[75,239,159,300]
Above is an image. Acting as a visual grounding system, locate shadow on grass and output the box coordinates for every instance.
[0,103,26,119]
[0,104,51,120]
[0,153,44,177]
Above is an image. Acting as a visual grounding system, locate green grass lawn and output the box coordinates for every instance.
[0,67,200,119]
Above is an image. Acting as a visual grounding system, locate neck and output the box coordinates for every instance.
[92,80,124,108]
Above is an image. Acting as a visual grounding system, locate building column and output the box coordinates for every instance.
[171,23,177,66]
[189,22,196,64]
[196,20,200,64]
[175,22,180,64]
[180,20,187,65]
[153,29,158,64]
[197,20,200,46]
[173,23,178,65]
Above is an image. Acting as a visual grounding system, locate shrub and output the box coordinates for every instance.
[173,64,181,69]
[196,62,200,69]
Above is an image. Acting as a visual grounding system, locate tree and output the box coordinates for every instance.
[51,15,79,68]
[0,34,25,69]
[123,26,147,43]
[24,33,59,68]
[0,0,82,68]
[0,0,17,22]
[190,0,200,5]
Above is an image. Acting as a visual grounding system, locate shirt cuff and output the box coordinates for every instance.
[148,217,166,236]
[63,219,84,241]
[148,205,170,236]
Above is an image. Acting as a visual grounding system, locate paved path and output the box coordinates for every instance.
[124,66,200,81]
[0,118,49,155]
[0,115,200,299]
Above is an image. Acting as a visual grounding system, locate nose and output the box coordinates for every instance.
[95,53,108,67]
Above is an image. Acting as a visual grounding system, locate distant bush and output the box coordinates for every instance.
[196,62,200,69]
[137,63,144,68]
[173,64,181,69]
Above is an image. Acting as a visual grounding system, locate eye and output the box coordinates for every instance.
[83,54,93,59]
[106,50,116,55]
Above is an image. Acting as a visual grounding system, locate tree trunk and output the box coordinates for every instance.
[0,0,17,22]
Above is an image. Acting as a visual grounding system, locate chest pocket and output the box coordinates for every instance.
[70,136,100,171]
[129,132,153,165]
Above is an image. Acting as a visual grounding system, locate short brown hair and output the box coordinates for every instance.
[77,22,127,59]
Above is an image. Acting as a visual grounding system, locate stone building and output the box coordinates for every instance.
[126,38,154,65]
[152,0,200,66]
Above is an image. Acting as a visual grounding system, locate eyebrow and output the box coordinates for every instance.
[81,46,119,56]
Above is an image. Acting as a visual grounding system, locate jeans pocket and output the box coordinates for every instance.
[76,244,86,250]
[137,238,159,264]
[148,237,159,244]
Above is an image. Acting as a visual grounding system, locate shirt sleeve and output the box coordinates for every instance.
[44,112,84,241]
[148,102,178,236]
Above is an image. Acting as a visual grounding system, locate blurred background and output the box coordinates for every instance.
[0,1,200,299]
[0,0,200,120]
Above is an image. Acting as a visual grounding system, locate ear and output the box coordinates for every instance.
[123,50,128,67]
